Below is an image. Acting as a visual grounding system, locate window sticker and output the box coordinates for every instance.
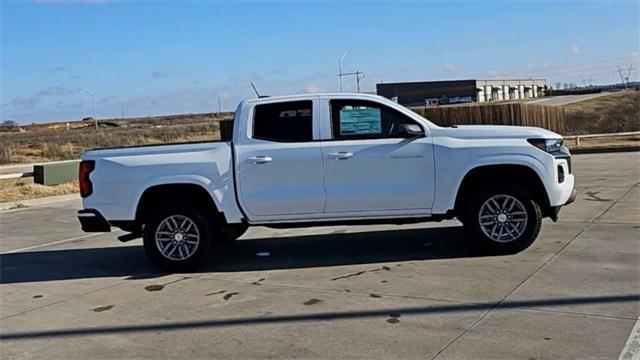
[339,107,381,135]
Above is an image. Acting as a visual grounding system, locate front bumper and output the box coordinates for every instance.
[78,209,111,232]
[565,188,577,205]
[548,187,577,221]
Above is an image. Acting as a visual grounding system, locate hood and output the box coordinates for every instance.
[433,125,561,140]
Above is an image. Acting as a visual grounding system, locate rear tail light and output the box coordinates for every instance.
[79,160,95,198]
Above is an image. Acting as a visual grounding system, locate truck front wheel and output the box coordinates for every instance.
[143,204,215,272]
[464,185,542,253]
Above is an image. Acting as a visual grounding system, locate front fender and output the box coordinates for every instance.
[433,152,554,214]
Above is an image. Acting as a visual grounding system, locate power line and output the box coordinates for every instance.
[497,55,639,76]
[501,61,639,78]
[551,68,637,84]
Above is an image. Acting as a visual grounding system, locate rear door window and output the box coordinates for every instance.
[252,101,313,142]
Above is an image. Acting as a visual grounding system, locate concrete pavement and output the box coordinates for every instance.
[0,152,638,359]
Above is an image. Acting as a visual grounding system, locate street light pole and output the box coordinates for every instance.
[80,89,98,130]
[338,49,350,92]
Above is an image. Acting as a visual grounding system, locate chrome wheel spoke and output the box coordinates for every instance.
[164,243,177,257]
[478,194,528,243]
[155,215,200,261]
[490,198,501,211]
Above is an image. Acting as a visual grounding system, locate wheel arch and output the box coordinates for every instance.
[454,164,552,219]
[135,183,226,227]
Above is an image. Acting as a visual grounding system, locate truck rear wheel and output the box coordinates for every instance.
[464,185,542,254]
[143,204,216,272]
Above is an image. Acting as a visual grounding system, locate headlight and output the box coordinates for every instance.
[527,138,569,156]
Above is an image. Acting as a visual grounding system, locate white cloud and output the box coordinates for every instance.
[36,0,116,3]
[303,84,323,93]
[151,71,165,79]
[35,86,76,96]
[570,44,580,55]
[445,64,457,73]
[4,96,40,108]
[47,66,67,73]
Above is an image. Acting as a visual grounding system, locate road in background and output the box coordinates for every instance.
[526,91,617,106]
[1,152,639,359]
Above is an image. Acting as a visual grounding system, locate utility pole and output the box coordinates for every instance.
[80,88,98,130]
[616,64,634,88]
[217,96,222,113]
[340,70,366,92]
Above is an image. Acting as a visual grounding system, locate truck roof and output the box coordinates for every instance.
[240,92,388,106]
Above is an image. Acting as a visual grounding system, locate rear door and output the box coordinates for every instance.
[320,98,435,214]
[235,99,325,220]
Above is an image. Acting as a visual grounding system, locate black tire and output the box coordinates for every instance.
[221,223,249,243]
[143,203,217,272]
[463,184,542,254]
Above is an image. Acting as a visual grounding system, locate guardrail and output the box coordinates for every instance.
[564,131,640,146]
[0,160,80,184]
[0,172,34,181]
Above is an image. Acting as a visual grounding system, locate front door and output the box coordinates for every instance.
[235,100,325,219]
[321,99,435,214]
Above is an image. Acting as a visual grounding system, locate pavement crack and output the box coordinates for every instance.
[205,290,227,296]
[331,271,366,281]
[223,292,239,301]
[584,190,613,202]
[91,305,114,313]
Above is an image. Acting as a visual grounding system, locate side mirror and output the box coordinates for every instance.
[399,124,425,138]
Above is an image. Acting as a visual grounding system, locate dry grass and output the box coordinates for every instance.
[0,178,78,203]
[0,112,230,164]
[563,90,640,135]
[566,135,640,150]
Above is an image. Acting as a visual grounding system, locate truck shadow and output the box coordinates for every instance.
[0,225,500,284]
[209,226,485,272]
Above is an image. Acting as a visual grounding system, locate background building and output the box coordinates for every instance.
[377,79,547,106]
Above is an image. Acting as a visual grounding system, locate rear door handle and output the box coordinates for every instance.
[328,152,354,160]
[247,156,272,164]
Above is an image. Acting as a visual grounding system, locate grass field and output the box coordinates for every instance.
[0,112,232,164]
[564,90,640,135]
[0,178,78,203]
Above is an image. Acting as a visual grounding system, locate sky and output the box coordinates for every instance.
[1,0,639,124]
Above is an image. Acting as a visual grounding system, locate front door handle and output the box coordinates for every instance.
[328,152,354,160]
[247,156,272,164]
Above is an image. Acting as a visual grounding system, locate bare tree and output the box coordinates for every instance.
[0,120,17,129]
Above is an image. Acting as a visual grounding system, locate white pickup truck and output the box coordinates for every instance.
[78,93,576,271]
